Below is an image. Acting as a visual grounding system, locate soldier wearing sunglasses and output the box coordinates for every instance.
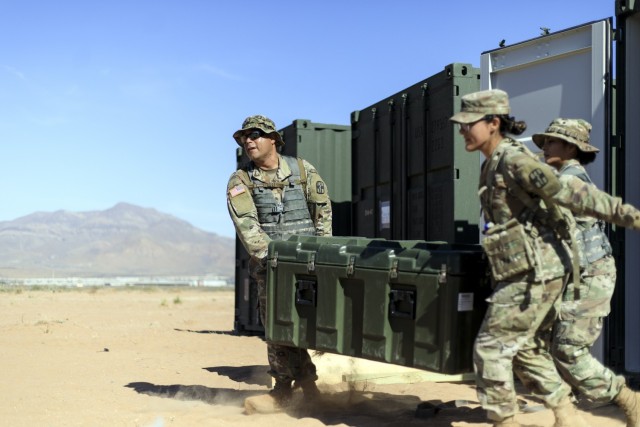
[227,115,332,414]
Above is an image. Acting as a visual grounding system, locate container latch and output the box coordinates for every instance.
[390,258,399,279]
[307,252,316,273]
[347,255,356,276]
[270,251,278,269]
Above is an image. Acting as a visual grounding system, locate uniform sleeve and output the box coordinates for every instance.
[302,159,333,236]
[505,152,640,230]
[553,174,640,230]
[507,151,563,199]
[226,172,271,259]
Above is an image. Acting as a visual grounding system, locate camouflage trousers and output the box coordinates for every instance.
[249,257,317,384]
[474,274,572,420]
[552,255,625,402]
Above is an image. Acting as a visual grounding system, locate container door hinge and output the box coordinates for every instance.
[439,263,447,283]
[270,251,278,268]
[614,27,622,43]
[307,253,316,273]
[347,255,356,276]
[390,258,399,279]
[611,134,623,150]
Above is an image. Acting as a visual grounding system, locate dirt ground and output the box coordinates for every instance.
[0,286,629,427]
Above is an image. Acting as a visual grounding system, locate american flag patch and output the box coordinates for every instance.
[229,185,246,197]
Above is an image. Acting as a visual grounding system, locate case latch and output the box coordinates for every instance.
[346,255,356,276]
[390,258,399,279]
[307,252,316,273]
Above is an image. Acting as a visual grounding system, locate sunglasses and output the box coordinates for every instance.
[241,129,266,143]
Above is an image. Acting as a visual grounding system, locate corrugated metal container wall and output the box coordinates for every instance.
[279,119,352,237]
[351,63,482,243]
[233,119,352,336]
[234,239,261,335]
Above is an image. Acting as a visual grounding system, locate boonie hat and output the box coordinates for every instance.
[449,89,511,124]
[233,115,284,147]
[532,118,599,153]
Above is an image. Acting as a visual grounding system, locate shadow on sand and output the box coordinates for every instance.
[125,381,263,406]
[205,365,272,387]
[124,378,490,427]
[126,363,629,427]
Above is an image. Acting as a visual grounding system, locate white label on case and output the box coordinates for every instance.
[458,293,474,312]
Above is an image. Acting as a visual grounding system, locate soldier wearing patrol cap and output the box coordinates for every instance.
[534,118,640,427]
[450,89,640,427]
[226,115,332,414]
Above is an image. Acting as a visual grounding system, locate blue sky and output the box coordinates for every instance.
[0,0,613,238]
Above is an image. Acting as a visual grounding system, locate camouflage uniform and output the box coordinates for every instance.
[532,120,626,402]
[474,136,574,420]
[227,115,332,385]
[450,90,640,424]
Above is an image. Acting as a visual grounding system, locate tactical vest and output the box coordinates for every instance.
[481,139,570,239]
[241,156,316,240]
[480,139,579,284]
[561,164,613,266]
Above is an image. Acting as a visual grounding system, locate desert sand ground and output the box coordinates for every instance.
[0,285,629,427]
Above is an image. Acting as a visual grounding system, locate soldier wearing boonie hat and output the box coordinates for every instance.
[532,117,599,153]
[533,118,640,426]
[226,114,332,414]
[232,114,284,147]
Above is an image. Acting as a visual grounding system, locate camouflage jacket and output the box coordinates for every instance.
[479,138,572,282]
[554,174,640,230]
[227,154,333,260]
[480,138,640,284]
[482,139,640,231]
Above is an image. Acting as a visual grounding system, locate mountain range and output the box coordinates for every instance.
[0,203,234,279]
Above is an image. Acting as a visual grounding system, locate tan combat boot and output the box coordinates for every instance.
[492,415,521,426]
[552,396,591,427]
[244,379,293,415]
[614,385,640,427]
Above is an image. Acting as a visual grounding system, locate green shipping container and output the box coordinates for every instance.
[351,63,481,243]
[266,235,490,374]
[279,119,352,237]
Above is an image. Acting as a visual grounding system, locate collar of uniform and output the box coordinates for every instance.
[250,154,292,182]
[559,158,581,173]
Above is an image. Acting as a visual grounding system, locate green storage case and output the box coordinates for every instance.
[266,235,490,374]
